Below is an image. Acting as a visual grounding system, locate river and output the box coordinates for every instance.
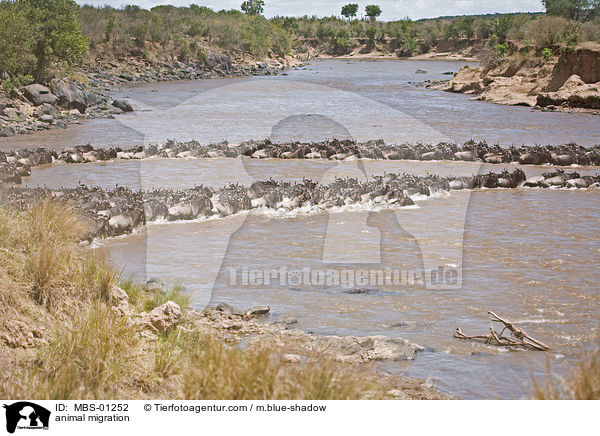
[4,59,600,399]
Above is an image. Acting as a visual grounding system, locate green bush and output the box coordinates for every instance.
[2,74,34,94]
[541,47,553,61]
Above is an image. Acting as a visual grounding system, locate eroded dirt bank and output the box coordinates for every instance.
[428,45,600,112]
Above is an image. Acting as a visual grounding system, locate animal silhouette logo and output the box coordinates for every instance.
[3,402,50,433]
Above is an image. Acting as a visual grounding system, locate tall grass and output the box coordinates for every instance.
[0,200,388,400]
[534,347,600,400]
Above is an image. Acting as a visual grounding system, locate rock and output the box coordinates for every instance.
[0,126,15,137]
[50,79,88,113]
[282,353,302,364]
[448,66,484,94]
[112,99,134,112]
[140,301,181,333]
[310,335,423,363]
[243,305,270,319]
[216,302,244,317]
[23,84,57,106]
[1,320,44,348]
[86,92,104,107]
[35,103,60,118]
[109,286,130,316]
[204,51,232,71]
[276,315,298,325]
[146,280,165,293]
[415,69,427,74]
[387,389,410,399]
[39,114,54,123]
[546,48,600,92]
[538,74,600,109]
[55,120,67,129]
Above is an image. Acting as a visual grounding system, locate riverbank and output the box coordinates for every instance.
[0,52,305,138]
[0,201,448,399]
[425,44,600,113]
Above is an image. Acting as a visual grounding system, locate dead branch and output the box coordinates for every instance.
[454,312,550,351]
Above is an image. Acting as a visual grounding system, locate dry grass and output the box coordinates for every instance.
[0,200,388,400]
[534,346,600,400]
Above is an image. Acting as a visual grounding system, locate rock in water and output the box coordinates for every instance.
[244,305,270,319]
[112,99,134,112]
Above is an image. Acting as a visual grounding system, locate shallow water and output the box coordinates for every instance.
[4,59,599,399]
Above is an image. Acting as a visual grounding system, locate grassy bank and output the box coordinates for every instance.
[0,200,395,399]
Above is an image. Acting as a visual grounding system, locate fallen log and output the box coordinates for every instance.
[454,311,550,351]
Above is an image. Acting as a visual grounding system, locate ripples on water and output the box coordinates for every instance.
[4,59,600,399]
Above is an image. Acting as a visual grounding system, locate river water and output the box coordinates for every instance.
[4,59,600,399]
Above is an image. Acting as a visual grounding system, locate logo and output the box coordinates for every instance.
[3,402,50,433]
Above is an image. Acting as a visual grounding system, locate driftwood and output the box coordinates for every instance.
[454,311,550,351]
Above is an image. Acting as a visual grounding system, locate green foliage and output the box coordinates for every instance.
[541,47,553,61]
[365,4,382,21]
[341,3,358,20]
[241,0,264,16]
[542,0,600,21]
[493,41,509,57]
[524,15,582,47]
[0,6,36,77]
[18,0,89,81]
[2,74,34,94]
[366,26,376,47]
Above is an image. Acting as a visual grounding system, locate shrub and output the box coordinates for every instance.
[1,74,34,94]
[541,47,553,61]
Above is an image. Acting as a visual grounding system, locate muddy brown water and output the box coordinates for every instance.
[2,60,599,399]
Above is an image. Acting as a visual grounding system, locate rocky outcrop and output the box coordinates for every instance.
[435,46,600,110]
[50,79,90,114]
[1,319,45,348]
[546,47,600,92]
[138,301,182,333]
[537,75,600,109]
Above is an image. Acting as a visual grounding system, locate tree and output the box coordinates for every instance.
[365,4,382,21]
[341,3,358,20]
[17,0,89,81]
[0,6,36,77]
[241,0,264,16]
[542,0,600,21]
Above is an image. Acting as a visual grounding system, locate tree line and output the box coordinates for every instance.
[0,0,598,84]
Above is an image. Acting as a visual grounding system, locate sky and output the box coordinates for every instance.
[75,0,545,21]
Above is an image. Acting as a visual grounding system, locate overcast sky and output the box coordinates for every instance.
[75,1,545,20]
